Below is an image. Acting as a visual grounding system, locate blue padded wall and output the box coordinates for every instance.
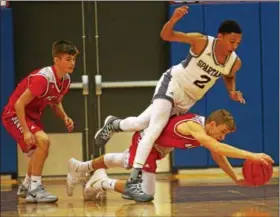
[260,2,279,164]
[0,8,17,174]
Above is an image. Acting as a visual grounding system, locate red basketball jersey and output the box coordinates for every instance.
[3,66,70,120]
[155,113,205,149]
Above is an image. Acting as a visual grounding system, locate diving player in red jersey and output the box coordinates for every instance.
[2,40,79,203]
[66,109,274,202]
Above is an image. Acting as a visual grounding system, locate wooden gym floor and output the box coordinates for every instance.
[1,168,279,217]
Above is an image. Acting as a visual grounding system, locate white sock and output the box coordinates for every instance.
[76,160,94,172]
[101,178,117,191]
[22,174,31,187]
[30,176,42,191]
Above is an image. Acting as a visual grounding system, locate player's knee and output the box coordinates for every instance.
[104,153,126,168]
[155,109,170,122]
[36,134,50,152]
[133,120,148,131]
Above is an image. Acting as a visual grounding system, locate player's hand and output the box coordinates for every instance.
[234,176,252,187]
[24,131,36,147]
[251,153,274,166]
[64,116,74,132]
[171,6,189,22]
[229,90,246,104]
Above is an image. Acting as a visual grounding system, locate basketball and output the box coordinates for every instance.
[242,159,273,186]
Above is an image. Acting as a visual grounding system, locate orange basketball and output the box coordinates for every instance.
[242,159,273,186]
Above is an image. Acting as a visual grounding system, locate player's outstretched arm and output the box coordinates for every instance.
[177,121,274,165]
[211,152,239,180]
[160,6,206,46]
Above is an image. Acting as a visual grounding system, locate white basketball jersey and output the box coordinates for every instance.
[171,36,238,100]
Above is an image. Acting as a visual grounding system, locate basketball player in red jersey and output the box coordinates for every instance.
[1,40,79,203]
[67,109,274,202]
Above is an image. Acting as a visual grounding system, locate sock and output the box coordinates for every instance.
[76,160,94,172]
[112,119,121,131]
[133,162,145,169]
[22,174,31,187]
[30,176,42,191]
[101,178,117,191]
[129,168,142,181]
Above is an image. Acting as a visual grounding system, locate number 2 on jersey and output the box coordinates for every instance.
[193,75,211,89]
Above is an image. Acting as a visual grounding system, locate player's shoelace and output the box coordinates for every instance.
[100,124,115,140]
[129,182,145,196]
[36,185,52,197]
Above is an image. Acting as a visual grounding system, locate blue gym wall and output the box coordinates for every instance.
[171,2,279,168]
[0,8,17,175]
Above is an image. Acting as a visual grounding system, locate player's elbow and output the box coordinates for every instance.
[211,151,222,162]
[200,140,220,154]
[14,100,25,112]
[160,32,168,41]
[160,29,173,41]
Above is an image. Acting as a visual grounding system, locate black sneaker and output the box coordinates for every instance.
[123,169,154,202]
[94,115,121,148]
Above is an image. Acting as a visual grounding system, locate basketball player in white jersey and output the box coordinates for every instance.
[95,6,246,201]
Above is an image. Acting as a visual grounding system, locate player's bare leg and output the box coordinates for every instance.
[84,168,131,201]
[17,156,33,198]
[25,131,58,203]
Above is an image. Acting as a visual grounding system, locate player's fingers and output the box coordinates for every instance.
[240,98,246,104]
[261,158,269,166]
[265,155,274,164]
[66,120,73,127]
[27,138,33,146]
[31,135,36,145]
[68,125,74,132]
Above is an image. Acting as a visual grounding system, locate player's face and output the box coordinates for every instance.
[207,122,232,141]
[218,33,242,55]
[55,54,76,73]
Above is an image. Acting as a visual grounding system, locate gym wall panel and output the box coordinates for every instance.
[0,8,17,175]
[260,2,279,164]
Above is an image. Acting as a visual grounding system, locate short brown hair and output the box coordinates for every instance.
[52,40,79,57]
[206,109,236,131]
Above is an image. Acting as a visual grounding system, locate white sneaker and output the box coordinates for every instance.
[66,158,89,197]
[83,169,107,201]
[25,184,58,203]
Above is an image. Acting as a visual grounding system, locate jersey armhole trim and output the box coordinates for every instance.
[192,36,209,58]
[28,74,50,98]
[174,119,203,140]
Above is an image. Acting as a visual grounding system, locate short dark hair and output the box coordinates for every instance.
[206,109,236,132]
[52,40,79,57]
[218,20,242,34]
